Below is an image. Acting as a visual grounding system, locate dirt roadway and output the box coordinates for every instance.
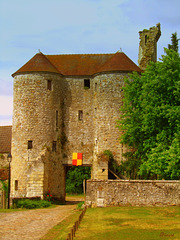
[0,198,83,240]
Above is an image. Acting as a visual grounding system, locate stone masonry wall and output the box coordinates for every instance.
[86,179,180,207]
[62,77,94,166]
[11,70,131,200]
[62,73,128,179]
[92,73,127,179]
[11,72,65,200]
[0,154,8,169]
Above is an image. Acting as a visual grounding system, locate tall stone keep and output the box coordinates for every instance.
[138,23,161,70]
[11,48,143,200]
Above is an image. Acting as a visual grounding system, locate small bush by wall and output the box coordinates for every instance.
[13,199,51,209]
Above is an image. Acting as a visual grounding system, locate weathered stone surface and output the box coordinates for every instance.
[0,154,9,169]
[86,180,180,207]
[11,73,65,200]
[11,71,128,201]
[11,24,160,201]
[138,23,161,70]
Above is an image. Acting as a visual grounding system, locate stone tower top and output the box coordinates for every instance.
[138,23,161,70]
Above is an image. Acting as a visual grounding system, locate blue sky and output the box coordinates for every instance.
[0,0,180,125]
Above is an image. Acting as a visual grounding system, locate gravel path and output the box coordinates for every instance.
[0,202,79,240]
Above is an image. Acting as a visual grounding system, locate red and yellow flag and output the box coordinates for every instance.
[72,153,83,166]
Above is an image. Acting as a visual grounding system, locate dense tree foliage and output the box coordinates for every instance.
[66,166,91,194]
[168,32,179,52]
[118,48,180,180]
[0,180,8,199]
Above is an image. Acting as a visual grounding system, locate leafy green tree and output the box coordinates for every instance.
[139,134,180,179]
[168,32,179,52]
[66,166,91,194]
[0,180,8,199]
[118,48,180,180]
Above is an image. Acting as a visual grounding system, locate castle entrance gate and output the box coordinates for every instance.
[64,164,92,197]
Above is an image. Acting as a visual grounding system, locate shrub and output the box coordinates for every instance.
[16,199,51,209]
[77,201,85,210]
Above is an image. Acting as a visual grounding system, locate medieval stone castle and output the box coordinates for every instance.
[9,24,161,201]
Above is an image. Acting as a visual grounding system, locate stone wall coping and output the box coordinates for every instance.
[87,179,180,183]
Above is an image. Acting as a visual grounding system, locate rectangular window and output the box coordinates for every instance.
[78,110,83,121]
[28,140,33,149]
[47,80,52,90]
[52,141,57,152]
[95,108,97,116]
[84,79,90,89]
[95,83,97,91]
[56,111,58,129]
[15,180,18,190]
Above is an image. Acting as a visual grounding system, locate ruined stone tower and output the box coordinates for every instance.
[138,23,161,70]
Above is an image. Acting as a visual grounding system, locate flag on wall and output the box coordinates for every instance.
[72,153,83,166]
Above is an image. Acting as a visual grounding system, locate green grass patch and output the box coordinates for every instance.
[41,209,82,240]
[74,206,180,240]
[0,208,28,213]
[66,193,85,198]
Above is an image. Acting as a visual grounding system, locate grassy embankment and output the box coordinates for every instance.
[42,205,180,240]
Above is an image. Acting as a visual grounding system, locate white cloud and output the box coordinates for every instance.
[0,96,13,116]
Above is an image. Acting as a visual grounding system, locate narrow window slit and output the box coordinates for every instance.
[78,110,83,121]
[52,141,57,152]
[47,80,52,90]
[56,111,58,129]
[28,140,33,149]
[15,180,18,190]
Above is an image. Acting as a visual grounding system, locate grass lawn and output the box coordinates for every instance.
[0,208,28,213]
[66,193,85,199]
[74,206,180,240]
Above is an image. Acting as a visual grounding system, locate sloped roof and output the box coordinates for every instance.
[12,52,61,77]
[12,52,142,77]
[96,52,141,74]
[0,126,12,153]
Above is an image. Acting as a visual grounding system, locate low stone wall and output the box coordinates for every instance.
[86,180,180,207]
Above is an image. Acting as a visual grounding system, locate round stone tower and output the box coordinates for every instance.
[91,53,135,179]
[11,53,65,200]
